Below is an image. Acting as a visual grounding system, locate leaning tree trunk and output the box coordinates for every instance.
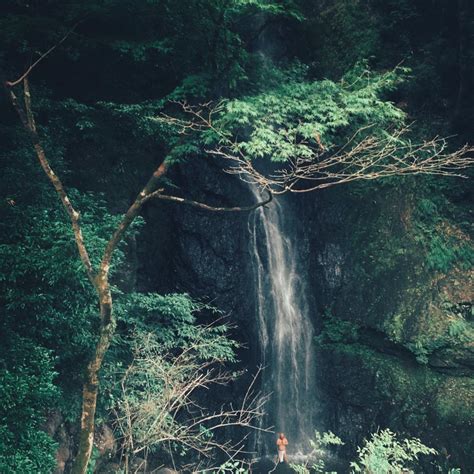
[71,285,115,474]
[69,168,169,473]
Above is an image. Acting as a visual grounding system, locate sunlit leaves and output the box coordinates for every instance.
[350,429,437,473]
[165,64,409,165]
[114,292,237,361]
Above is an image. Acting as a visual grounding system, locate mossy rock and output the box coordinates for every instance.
[318,341,474,469]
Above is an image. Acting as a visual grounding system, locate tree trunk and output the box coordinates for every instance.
[72,284,115,474]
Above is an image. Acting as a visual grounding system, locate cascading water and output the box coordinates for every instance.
[249,186,316,456]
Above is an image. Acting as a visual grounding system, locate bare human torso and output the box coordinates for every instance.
[277,437,288,451]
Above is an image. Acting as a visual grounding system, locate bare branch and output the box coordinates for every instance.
[5,21,82,88]
[112,335,269,471]
[162,102,474,195]
[6,80,96,284]
[146,189,273,212]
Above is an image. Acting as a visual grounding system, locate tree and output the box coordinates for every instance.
[162,63,473,194]
[0,155,141,471]
[4,70,269,473]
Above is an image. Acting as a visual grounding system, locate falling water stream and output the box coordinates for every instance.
[249,186,316,456]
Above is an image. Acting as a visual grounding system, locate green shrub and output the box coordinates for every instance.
[316,310,360,345]
[350,429,436,473]
[0,337,59,474]
[290,430,344,473]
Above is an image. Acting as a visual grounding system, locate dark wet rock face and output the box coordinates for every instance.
[140,157,262,387]
[142,158,255,311]
[305,185,474,471]
[44,412,74,474]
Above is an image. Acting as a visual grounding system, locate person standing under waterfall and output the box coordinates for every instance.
[276,433,288,463]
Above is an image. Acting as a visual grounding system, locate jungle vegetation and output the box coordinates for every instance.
[1,0,473,472]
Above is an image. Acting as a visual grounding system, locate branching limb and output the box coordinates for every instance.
[6,79,96,284]
[5,21,82,88]
[112,337,269,471]
[162,102,474,194]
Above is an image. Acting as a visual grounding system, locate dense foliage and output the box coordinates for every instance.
[290,429,437,474]
[196,63,407,161]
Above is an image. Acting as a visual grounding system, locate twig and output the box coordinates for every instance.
[5,21,82,88]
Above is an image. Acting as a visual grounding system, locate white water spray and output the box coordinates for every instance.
[249,186,316,455]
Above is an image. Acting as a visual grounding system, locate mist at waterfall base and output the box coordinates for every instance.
[248,185,319,460]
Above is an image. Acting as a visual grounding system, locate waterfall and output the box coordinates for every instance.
[249,186,316,456]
